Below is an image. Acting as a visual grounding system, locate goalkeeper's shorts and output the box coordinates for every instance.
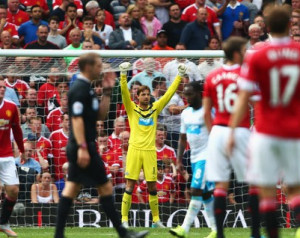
[125,146,157,182]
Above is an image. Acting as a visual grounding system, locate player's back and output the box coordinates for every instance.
[245,40,300,138]
[204,65,250,128]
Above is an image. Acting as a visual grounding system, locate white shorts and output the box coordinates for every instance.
[206,126,250,183]
[247,132,300,186]
[0,157,19,185]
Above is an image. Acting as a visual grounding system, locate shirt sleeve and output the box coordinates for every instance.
[69,87,87,117]
[180,111,186,134]
[239,52,258,92]
[202,77,211,98]
[120,74,134,117]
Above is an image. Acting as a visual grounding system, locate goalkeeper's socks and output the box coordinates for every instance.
[54,196,73,238]
[203,196,217,232]
[121,191,132,223]
[260,198,278,238]
[182,196,202,233]
[248,187,261,238]
[149,192,159,223]
[213,188,227,238]
[100,195,127,237]
[0,196,16,225]
[290,195,300,226]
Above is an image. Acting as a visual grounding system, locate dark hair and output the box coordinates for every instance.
[137,85,151,95]
[130,81,142,90]
[99,131,108,137]
[31,4,41,12]
[83,15,94,23]
[157,123,167,132]
[78,53,101,72]
[0,5,6,10]
[96,9,105,16]
[168,3,179,11]
[61,112,69,120]
[38,24,49,31]
[186,81,203,93]
[66,3,77,12]
[49,15,60,24]
[142,39,153,46]
[222,36,247,61]
[209,36,220,44]
[266,6,290,34]
[152,76,166,90]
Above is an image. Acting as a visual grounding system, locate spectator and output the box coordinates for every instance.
[24,25,60,49]
[21,107,37,132]
[4,84,20,106]
[156,124,176,164]
[180,7,210,50]
[93,9,113,47]
[198,36,222,80]
[82,16,103,49]
[291,9,300,27]
[15,141,41,174]
[4,65,29,101]
[64,28,82,65]
[21,88,45,122]
[206,0,221,11]
[253,15,268,41]
[152,76,167,100]
[53,0,83,17]
[109,13,145,49]
[220,0,250,40]
[149,0,172,25]
[136,0,148,15]
[46,91,68,132]
[55,162,68,197]
[241,0,258,24]
[246,24,261,49]
[293,33,300,43]
[181,0,221,41]
[292,0,300,10]
[108,116,126,150]
[18,5,48,45]
[37,65,61,112]
[7,0,30,26]
[291,24,300,37]
[162,3,187,48]
[47,16,67,49]
[127,58,165,92]
[58,3,83,45]
[31,172,59,203]
[85,0,115,29]
[140,4,162,43]
[23,115,50,139]
[126,4,143,31]
[49,112,69,181]
[96,120,105,136]
[56,78,69,94]
[20,0,49,16]
[50,0,70,21]
[0,31,17,49]
[110,0,135,23]
[0,5,19,45]
[163,43,200,85]
[98,132,113,162]
[152,29,173,50]
[75,186,99,204]
[132,40,162,76]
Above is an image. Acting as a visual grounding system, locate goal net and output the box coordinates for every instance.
[0,49,291,229]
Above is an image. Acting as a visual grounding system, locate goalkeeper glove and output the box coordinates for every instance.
[119,62,131,76]
[177,64,187,77]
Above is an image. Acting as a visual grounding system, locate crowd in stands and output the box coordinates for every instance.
[0,0,296,205]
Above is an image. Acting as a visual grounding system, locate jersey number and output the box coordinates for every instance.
[216,83,237,113]
[270,66,300,106]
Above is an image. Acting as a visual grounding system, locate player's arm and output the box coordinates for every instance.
[119,62,134,114]
[226,90,252,156]
[176,133,187,172]
[203,97,213,132]
[11,106,25,161]
[156,64,187,113]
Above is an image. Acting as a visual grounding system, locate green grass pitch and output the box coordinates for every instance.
[9,227,297,237]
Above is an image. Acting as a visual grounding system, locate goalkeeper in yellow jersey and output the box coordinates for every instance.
[119,62,187,228]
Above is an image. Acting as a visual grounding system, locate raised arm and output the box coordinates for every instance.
[119,62,134,115]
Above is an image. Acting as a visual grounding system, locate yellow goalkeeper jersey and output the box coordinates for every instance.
[120,74,181,151]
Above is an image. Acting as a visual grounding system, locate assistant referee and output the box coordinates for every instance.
[54,53,148,238]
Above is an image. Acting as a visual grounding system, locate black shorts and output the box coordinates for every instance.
[67,142,108,187]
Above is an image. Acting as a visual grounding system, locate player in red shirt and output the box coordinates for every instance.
[49,113,69,181]
[4,66,29,101]
[181,0,221,40]
[227,7,300,238]
[37,65,61,114]
[0,78,25,237]
[7,0,30,26]
[203,37,262,238]
[46,91,68,132]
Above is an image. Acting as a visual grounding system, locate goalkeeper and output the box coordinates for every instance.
[119,62,187,228]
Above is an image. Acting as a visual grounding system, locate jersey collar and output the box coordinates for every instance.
[222,64,240,70]
[77,74,90,83]
[269,36,291,45]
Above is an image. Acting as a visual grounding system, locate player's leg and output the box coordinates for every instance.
[121,179,137,226]
[0,159,20,237]
[248,186,262,238]
[147,181,163,227]
[54,181,81,238]
[202,188,217,238]
[122,147,142,226]
[287,186,300,238]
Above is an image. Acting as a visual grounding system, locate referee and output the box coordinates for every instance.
[54,53,148,238]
